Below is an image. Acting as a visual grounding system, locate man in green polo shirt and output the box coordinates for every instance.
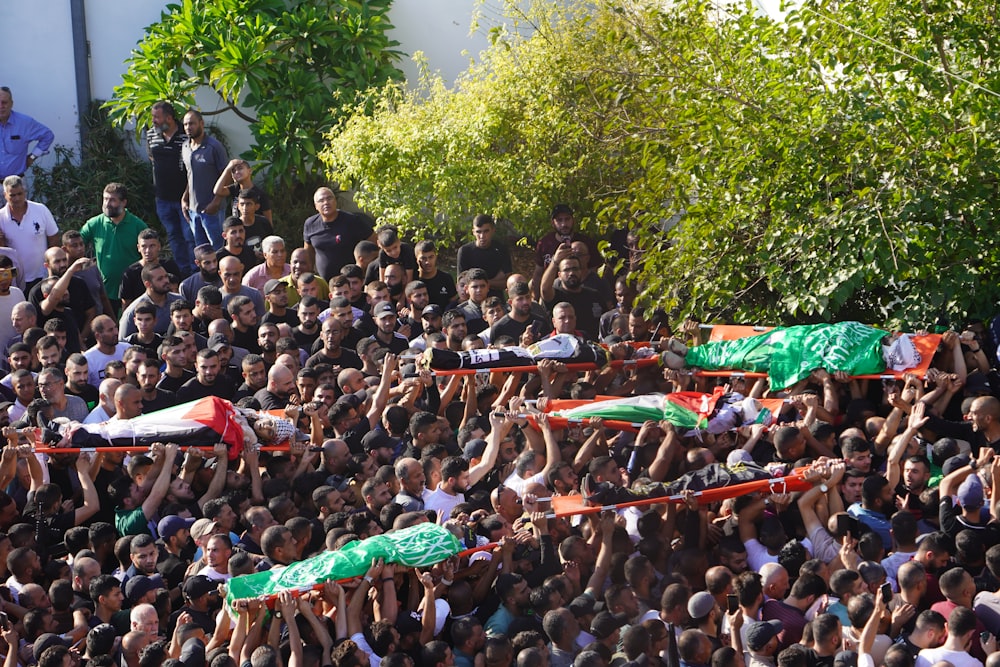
[80,183,147,312]
[110,442,179,536]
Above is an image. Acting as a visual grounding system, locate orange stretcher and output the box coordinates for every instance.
[548,470,812,517]
[427,356,661,377]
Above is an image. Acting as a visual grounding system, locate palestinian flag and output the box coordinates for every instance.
[225,523,463,607]
[69,397,246,460]
[546,391,723,431]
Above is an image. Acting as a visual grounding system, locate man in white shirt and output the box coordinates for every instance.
[425,456,470,523]
[84,378,121,424]
[84,315,131,386]
[915,606,984,667]
[0,176,59,285]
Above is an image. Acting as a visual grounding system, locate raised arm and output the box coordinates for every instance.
[468,409,516,487]
[365,353,397,429]
[73,453,100,525]
[418,571,437,644]
[143,443,180,519]
[197,444,229,510]
[583,512,616,597]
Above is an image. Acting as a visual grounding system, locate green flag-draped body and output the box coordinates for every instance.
[225,523,462,606]
[685,321,888,389]
[550,392,720,430]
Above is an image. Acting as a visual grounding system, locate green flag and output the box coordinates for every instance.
[225,523,463,606]
[685,322,887,389]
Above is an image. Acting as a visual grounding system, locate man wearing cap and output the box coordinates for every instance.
[687,591,723,652]
[156,515,193,599]
[306,318,362,370]
[261,278,298,327]
[590,610,627,654]
[938,449,999,541]
[124,575,162,609]
[369,302,409,353]
[531,204,602,301]
[745,620,782,667]
[170,575,218,636]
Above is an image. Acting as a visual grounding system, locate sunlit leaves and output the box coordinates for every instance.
[103,0,402,186]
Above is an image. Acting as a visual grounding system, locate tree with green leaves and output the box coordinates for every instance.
[104,0,402,187]
[324,0,1000,329]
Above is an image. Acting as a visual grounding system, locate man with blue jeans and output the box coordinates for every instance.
[147,101,195,275]
[181,110,227,250]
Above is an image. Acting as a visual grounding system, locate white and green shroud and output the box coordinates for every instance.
[225,523,462,606]
[549,392,721,430]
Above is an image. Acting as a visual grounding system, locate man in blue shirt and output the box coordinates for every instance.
[0,87,53,179]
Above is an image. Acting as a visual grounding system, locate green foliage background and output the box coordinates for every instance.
[103,0,402,188]
[323,0,1000,328]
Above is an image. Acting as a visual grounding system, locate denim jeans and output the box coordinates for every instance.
[155,197,195,275]
[188,209,225,250]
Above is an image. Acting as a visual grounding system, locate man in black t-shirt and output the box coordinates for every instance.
[456,214,512,298]
[491,282,547,345]
[303,187,375,281]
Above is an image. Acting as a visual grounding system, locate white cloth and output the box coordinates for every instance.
[83,405,113,425]
[502,470,545,497]
[915,647,982,667]
[0,201,58,281]
[84,342,131,386]
[424,486,464,523]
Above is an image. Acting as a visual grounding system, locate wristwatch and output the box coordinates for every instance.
[819,483,829,493]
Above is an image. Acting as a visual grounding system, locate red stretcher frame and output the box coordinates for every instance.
[548,470,813,517]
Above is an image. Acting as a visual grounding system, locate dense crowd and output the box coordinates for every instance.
[0,94,998,667]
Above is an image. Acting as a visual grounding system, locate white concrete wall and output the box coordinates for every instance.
[3,0,494,169]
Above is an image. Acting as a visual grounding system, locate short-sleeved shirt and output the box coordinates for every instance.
[0,200,59,281]
[225,183,271,218]
[80,212,147,301]
[421,271,458,308]
[456,241,513,281]
[364,243,418,283]
[182,135,228,211]
[302,210,374,281]
[543,286,604,340]
[116,506,151,536]
[120,258,182,302]
[147,127,188,200]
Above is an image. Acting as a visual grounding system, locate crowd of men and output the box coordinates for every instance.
[1,93,999,667]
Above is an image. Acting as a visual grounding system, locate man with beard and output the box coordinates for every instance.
[64,354,98,410]
[181,110,228,249]
[306,318,361,370]
[540,246,604,340]
[368,302,409,353]
[261,278,298,327]
[120,229,181,309]
[226,295,260,354]
[924,395,1000,454]
[256,322,279,364]
[292,295,323,351]
[136,359,173,414]
[216,217,258,269]
[443,310,467,352]
[233,354,267,402]
[29,247,96,350]
[38,367,89,422]
[198,534,233,581]
[169,575,219,636]
[897,455,934,525]
[383,263,408,308]
[425,456,469,522]
[147,101,194,275]
[113,384,144,421]
[398,280,430,338]
[491,282,547,344]
[531,204,602,300]
[119,265,183,337]
[846,475,895,548]
[180,245,221,304]
[327,295,362,352]
[254,365,296,411]
[177,348,235,402]
[80,183,147,306]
